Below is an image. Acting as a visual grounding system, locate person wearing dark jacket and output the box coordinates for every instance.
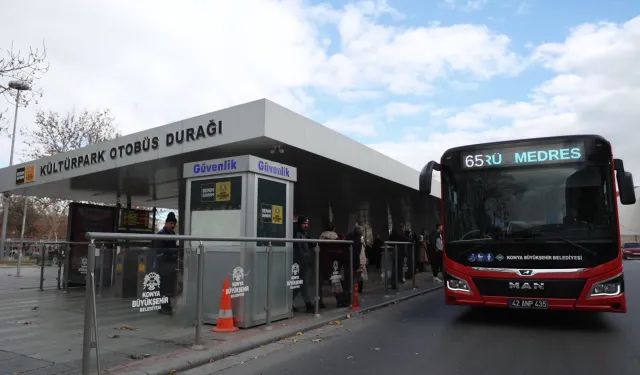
[388,222,412,289]
[152,212,179,314]
[428,223,444,282]
[292,216,320,313]
[371,234,383,270]
[343,226,364,302]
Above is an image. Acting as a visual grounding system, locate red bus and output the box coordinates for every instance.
[419,135,636,313]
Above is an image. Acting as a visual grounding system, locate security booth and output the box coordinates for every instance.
[178,155,296,328]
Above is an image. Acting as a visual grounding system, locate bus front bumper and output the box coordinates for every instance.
[443,270,626,313]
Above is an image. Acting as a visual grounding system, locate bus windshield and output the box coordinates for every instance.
[442,164,618,268]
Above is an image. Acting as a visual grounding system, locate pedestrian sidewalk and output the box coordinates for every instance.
[107,273,442,375]
[0,267,442,375]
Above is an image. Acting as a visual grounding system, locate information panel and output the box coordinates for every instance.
[118,209,153,232]
[190,176,242,211]
[256,177,287,247]
[460,142,585,170]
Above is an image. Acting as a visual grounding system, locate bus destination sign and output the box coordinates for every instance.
[460,142,585,170]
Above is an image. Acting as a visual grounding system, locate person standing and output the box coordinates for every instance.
[417,235,428,273]
[388,222,412,289]
[153,212,179,314]
[292,216,318,313]
[344,225,365,301]
[428,224,444,283]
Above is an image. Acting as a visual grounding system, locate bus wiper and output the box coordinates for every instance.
[509,229,597,257]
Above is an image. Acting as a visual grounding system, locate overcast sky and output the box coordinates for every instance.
[1,0,639,180]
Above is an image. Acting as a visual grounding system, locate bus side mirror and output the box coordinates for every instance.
[618,171,636,205]
[419,161,440,195]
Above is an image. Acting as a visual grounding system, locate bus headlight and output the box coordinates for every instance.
[588,274,623,297]
[446,273,471,293]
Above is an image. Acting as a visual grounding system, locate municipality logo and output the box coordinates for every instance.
[496,254,504,262]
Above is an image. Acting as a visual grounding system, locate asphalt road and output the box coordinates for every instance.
[186,260,640,375]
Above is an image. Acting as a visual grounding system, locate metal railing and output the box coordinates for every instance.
[4,239,114,292]
[382,241,415,297]
[81,232,355,375]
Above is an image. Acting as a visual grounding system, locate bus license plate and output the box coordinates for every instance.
[508,299,548,309]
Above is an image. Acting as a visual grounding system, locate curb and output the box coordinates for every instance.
[117,284,443,375]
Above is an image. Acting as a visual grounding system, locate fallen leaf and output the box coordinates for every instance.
[345,314,351,319]
[31,306,38,310]
[168,370,177,375]
[208,358,215,363]
[291,338,298,343]
[296,332,303,335]
[347,356,353,359]
[129,353,150,360]
[312,339,322,343]
[108,334,120,339]
[17,320,32,325]
[117,325,138,331]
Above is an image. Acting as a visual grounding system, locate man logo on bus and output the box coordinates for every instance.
[519,270,533,276]
[143,272,161,292]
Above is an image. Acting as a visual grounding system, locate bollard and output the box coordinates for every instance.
[349,244,354,309]
[98,245,105,297]
[383,245,389,297]
[394,244,399,294]
[410,243,417,290]
[264,242,273,330]
[192,242,205,350]
[56,246,62,290]
[110,246,117,288]
[350,282,360,310]
[16,245,23,278]
[39,241,45,291]
[81,240,97,375]
[314,244,321,318]
[63,244,70,294]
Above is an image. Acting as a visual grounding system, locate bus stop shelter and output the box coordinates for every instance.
[0,98,441,240]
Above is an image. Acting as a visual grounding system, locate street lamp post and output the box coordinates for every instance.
[0,80,31,261]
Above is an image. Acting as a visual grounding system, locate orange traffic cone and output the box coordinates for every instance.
[350,283,360,311]
[212,277,239,332]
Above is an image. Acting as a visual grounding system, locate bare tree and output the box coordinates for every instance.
[0,41,49,133]
[21,108,120,160]
[0,195,44,238]
[19,108,120,237]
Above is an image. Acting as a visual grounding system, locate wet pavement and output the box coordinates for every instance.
[188,260,640,375]
[0,264,437,374]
